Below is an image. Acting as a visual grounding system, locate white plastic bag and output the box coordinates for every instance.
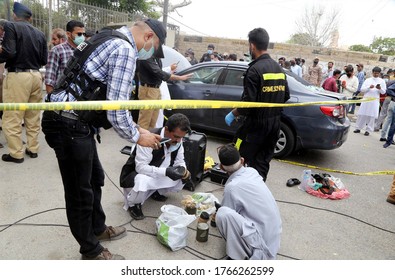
[299,170,314,191]
[156,205,196,251]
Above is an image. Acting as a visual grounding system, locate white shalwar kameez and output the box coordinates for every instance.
[356,77,386,132]
[216,166,282,260]
[123,128,186,210]
[155,66,171,128]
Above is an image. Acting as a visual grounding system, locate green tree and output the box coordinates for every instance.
[348,44,372,53]
[120,0,160,19]
[286,33,317,46]
[370,37,395,55]
[82,0,160,18]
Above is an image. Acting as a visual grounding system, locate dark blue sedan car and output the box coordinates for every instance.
[165,61,350,158]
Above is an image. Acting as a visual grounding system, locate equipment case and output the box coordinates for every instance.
[209,163,229,185]
[183,131,207,191]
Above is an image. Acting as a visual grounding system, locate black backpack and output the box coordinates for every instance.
[52,28,132,129]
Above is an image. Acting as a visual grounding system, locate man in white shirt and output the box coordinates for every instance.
[321,61,334,83]
[354,66,386,136]
[290,59,302,77]
[339,65,359,99]
[215,144,282,260]
[120,113,192,220]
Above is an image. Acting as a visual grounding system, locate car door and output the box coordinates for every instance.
[168,65,223,126]
[210,66,246,134]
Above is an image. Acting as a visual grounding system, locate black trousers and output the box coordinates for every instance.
[238,117,280,182]
[41,111,106,257]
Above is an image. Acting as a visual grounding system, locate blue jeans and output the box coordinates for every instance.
[386,109,395,145]
[381,101,395,139]
[349,91,360,113]
[41,111,106,257]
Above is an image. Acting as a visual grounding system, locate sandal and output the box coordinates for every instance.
[286,178,301,187]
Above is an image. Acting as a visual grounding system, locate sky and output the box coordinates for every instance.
[162,0,395,48]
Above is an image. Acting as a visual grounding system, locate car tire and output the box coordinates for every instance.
[274,122,295,159]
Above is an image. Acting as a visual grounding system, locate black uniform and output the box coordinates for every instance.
[236,53,290,181]
[0,21,47,69]
[138,57,171,87]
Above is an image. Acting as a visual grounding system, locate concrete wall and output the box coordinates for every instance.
[176,34,395,76]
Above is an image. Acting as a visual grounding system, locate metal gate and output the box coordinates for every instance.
[1,0,129,41]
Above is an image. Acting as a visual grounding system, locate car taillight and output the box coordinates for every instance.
[320,105,345,118]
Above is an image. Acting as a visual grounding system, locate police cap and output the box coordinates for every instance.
[13,2,32,18]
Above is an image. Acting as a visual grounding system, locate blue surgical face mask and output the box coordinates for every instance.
[138,38,155,60]
[168,142,181,153]
[207,49,213,55]
[73,35,85,46]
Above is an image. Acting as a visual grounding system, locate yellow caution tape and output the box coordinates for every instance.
[277,159,395,176]
[0,97,376,111]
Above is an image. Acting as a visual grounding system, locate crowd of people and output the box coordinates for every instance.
[277,56,395,145]
[183,43,242,64]
[0,2,393,262]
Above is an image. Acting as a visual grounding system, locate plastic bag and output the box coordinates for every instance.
[299,170,350,200]
[181,192,219,216]
[156,205,196,251]
[299,170,314,191]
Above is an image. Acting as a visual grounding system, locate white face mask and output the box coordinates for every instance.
[138,38,155,60]
[168,142,181,153]
[73,34,85,46]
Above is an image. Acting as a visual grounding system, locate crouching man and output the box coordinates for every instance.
[216,144,282,260]
[120,113,191,219]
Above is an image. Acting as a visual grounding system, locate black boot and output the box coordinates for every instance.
[128,203,145,220]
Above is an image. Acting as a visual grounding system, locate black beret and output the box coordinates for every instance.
[13,2,32,18]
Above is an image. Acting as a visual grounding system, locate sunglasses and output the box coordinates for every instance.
[76,32,86,36]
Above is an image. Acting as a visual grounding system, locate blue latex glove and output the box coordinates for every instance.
[225,111,235,126]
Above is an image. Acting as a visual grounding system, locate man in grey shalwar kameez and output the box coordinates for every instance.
[216,144,282,260]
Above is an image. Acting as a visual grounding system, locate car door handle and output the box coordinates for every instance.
[204,90,212,96]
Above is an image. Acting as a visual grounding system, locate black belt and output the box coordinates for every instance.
[141,83,160,88]
[8,67,40,73]
[54,110,79,121]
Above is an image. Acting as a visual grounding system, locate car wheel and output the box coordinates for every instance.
[274,122,295,159]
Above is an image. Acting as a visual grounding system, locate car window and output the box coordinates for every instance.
[285,70,317,93]
[187,66,224,84]
[224,69,245,87]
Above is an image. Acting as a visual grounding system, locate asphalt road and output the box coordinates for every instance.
[0,115,394,260]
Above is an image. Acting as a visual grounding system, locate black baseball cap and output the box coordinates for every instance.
[144,18,166,58]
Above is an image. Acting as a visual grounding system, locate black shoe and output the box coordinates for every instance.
[2,154,24,163]
[383,142,391,148]
[25,149,38,158]
[128,204,145,220]
[150,190,168,202]
[353,129,360,133]
[364,131,370,136]
[380,138,386,142]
